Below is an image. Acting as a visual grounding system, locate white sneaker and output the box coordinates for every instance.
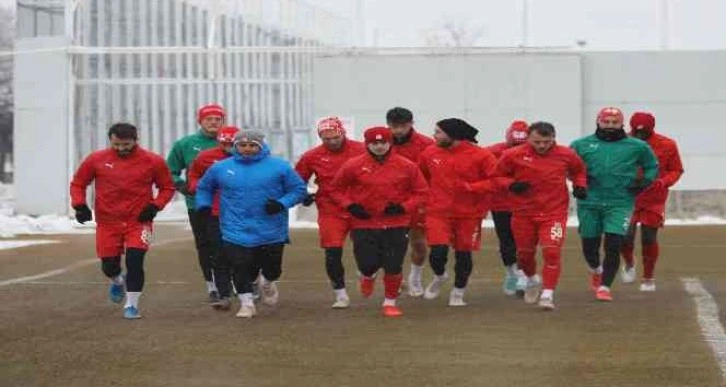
[523,276,541,304]
[332,292,350,309]
[515,270,528,298]
[620,264,636,284]
[424,272,449,300]
[408,273,424,297]
[261,281,279,306]
[639,279,656,292]
[538,296,555,311]
[448,288,467,307]
[236,303,256,318]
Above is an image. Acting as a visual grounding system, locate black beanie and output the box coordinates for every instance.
[436,118,479,143]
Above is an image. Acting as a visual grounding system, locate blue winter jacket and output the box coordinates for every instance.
[195,144,307,247]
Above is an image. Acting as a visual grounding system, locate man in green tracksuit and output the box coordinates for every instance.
[166,103,225,303]
[570,107,658,302]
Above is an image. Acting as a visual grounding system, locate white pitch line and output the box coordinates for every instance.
[682,277,726,381]
[0,237,192,288]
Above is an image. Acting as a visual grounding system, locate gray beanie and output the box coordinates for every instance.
[234,130,265,147]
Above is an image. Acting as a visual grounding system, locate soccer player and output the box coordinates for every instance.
[571,107,658,301]
[167,104,226,303]
[495,122,587,310]
[331,127,428,317]
[418,118,498,306]
[70,123,175,319]
[386,107,435,297]
[486,120,530,295]
[620,112,683,291]
[187,126,240,310]
[295,117,365,308]
[195,130,306,318]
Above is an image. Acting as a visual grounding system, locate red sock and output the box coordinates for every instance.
[642,242,659,279]
[383,273,403,299]
[517,249,537,277]
[541,247,561,290]
[621,242,635,267]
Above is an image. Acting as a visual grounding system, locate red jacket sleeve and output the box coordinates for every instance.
[466,150,498,194]
[567,150,588,188]
[187,157,205,194]
[151,157,176,210]
[330,162,354,209]
[661,142,684,188]
[418,153,431,182]
[294,153,314,183]
[492,152,516,190]
[402,163,429,213]
[69,153,97,207]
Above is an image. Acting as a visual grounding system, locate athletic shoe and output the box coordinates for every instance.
[332,292,350,309]
[209,290,221,308]
[108,280,125,304]
[515,271,527,298]
[358,276,375,298]
[589,272,602,292]
[538,296,555,311]
[596,287,613,302]
[523,277,541,304]
[235,303,256,318]
[408,274,424,297]
[217,297,232,311]
[620,264,636,284]
[503,274,518,296]
[448,289,467,307]
[260,281,279,306]
[423,272,449,300]
[639,279,656,292]
[382,305,403,317]
[123,306,141,319]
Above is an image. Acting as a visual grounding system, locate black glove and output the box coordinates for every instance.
[137,204,160,222]
[383,202,405,216]
[627,182,648,195]
[508,181,531,194]
[174,181,190,196]
[265,199,285,215]
[196,206,212,219]
[302,194,316,207]
[346,203,371,219]
[73,204,92,224]
[572,186,588,200]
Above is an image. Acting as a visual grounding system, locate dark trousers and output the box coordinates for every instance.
[222,242,284,295]
[188,210,214,282]
[350,228,409,277]
[100,248,146,292]
[491,211,517,267]
[207,216,233,297]
[582,233,625,287]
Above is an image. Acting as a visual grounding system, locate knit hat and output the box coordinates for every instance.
[317,116,346,137]
[506,120,529,145]
[629,112,656,134]
[364,126,393,144]
[436,118,479,143]
[234,130,265,147]
[216,126,240,144]
[597,107,624,124]
[197,104,226,124]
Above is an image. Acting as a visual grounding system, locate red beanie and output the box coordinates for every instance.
[197,104,226,124]
[216,126,240,144]
[597,107,624,124]
[506,120,529,145]
[317,116,346,136]
[629,112,656,134]
[364,126,393,145]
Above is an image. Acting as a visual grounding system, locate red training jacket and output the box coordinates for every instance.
[188,146,232,216]
[331,152,428,229]
[486,141,522,212]
[418,141,499,219]
[70,147,175,223]
[494,143,587,218]
[635,133,683,213]
[392,129,435,163]
[294,139,366,216]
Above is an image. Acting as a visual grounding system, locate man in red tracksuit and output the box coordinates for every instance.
[486,120,530,296]
[331,127,428,317]
[386,107,435,297]
[620,112,684,291]
[495,122,587,310]
[295,117,365,309]
[418,118,498,307]
[70,123,175,319]
[187,126,240,310]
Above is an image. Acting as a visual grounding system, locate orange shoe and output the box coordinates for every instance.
[589,273,602,292]
[382,305,403,317]
[595,288,613,302]
[359,276,375,298]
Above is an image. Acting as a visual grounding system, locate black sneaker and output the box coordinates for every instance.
[217,297,231,311]
[209,290,221,309]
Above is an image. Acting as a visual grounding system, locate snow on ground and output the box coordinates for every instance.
[0,240,59,250]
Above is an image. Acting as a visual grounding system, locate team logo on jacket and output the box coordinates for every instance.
[321,157,330,162]
[226,169,235,176]
[361,167,372,173]
[523,156,533,162]
[588,143,599,150]
[432,158,442,165]
[104,162,114,169]
[193,146,202,152]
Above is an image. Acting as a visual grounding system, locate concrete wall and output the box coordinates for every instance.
[313,50,726,191]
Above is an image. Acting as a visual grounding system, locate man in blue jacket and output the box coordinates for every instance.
[196,130,307,318]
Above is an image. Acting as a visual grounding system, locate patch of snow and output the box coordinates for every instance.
[0,240,60,250]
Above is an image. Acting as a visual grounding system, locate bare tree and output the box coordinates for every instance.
[0,5,13,183]
[423,18,486,47]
